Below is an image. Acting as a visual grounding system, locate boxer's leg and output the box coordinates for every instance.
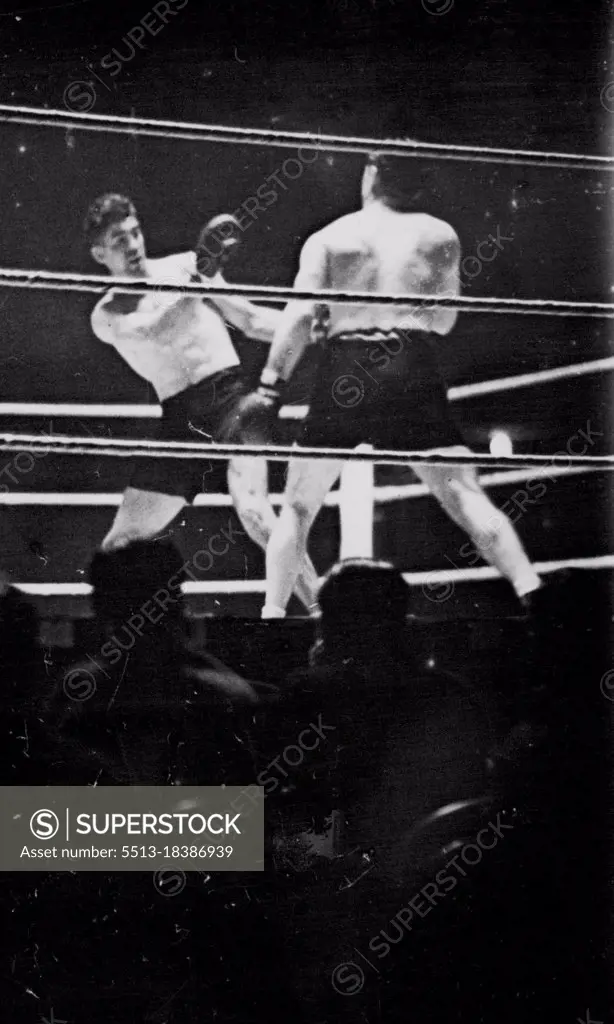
[412,448,541,598]
[263,457,343,618]
[101,487,186,552]
[227,456,321,612]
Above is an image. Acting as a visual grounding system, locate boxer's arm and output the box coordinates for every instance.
[418,224,461,337]
[263,234,328,382]
[91,291,195,345]
[190,257,281,342]
[431,228,461,296]
[211,293,282,342]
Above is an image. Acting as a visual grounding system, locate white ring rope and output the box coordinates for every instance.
[1,268,612,318]
[13,554,614,599]
[1,352,611,450]
[372,464,601,503]
[0,432,612,469]
[0,465,601,509]
[2,355,611,424]
[0,104,611,172]
[446,355,614,400]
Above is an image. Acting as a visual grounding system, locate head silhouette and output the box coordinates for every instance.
[362,149,449,214]
[313,558,411,666]
[0,583,40,693]
[89,539,186,641]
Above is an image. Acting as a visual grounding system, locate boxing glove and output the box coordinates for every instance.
[195,213,242,278]
[232,370,284,442]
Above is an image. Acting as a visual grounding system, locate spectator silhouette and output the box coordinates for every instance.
[270,559,495,859]
[25,542,291,1024]
[0,575,45,784]
[45,539,271,786]
[263,559,497,1023]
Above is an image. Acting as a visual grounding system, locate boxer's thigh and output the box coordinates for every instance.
[283,457,343,517]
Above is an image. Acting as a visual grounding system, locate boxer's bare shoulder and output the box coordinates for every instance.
[307,212,372,274]
[94,251,197,321]
[316,208,457,255]
[387,213,460,272]
[314,209,369,248]
[413,213,459,249]
[148,250,197,279]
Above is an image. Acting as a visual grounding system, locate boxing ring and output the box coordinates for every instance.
[0,102,612,617]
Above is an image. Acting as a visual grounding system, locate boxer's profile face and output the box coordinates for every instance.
[91,215,147,277]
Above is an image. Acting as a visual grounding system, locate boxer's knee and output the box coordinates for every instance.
[278,461,337,534]
[433,471,481,524]
[236,510,271,548]
[233,493,274,543]
[228,466,269,514]
[441,476,506,550]
[284,494,319,528]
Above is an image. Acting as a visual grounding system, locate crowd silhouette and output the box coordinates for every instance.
[0,541,607,1022]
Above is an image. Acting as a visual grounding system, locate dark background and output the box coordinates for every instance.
[0,0,612,602]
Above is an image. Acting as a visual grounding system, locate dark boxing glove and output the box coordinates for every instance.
[195,213,242,278]
[233,369,284,443]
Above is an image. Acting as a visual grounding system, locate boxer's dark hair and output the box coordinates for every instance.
[84,193,138,245]
[367,150,444,212]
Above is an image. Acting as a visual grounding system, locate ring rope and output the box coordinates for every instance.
[447,355,614,400]
[0,465,600,509]
[0,104,612,172]
[1,432,613,469]
[13,555,614,599]
[1,268,612,318]
[1,356,611,424]
[373,463,601,503]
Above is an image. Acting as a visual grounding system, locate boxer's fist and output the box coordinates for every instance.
[233,383,282,442]
[195,213,242,278]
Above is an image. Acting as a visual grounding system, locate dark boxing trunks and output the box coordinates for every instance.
[303,328,465,452]
[128,367,266,503]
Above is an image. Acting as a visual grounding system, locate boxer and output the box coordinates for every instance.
[238,152,542,617]
[85,193,319,611]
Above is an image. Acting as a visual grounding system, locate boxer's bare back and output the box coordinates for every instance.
[311,205,460,337]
